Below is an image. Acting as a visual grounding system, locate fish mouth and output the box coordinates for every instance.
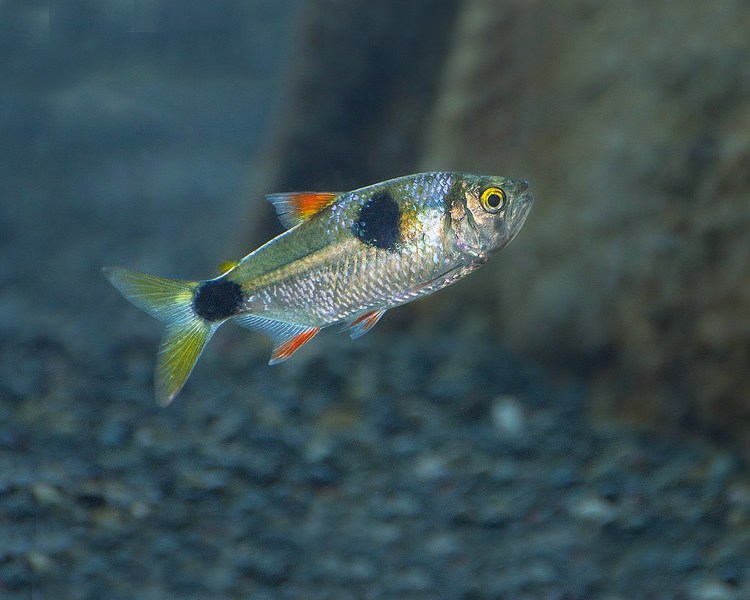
[515,190,534,218]
[506,190,534,238]
[519,189,534,207]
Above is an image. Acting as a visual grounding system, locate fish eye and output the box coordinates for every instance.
[480,187,506,213]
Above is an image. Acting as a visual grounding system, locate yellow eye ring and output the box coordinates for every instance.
[480,187,506,213]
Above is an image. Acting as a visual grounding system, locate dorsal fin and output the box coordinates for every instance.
[266,191,341,229]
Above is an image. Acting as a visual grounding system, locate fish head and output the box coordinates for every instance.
[452,174,534,259]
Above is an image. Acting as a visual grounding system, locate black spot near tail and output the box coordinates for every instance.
[353,190,402,251]
[193,279,243,321]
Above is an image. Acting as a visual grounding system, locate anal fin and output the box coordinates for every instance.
[234,315,320,364]
[344,309,387,339]
[270,327,320,364]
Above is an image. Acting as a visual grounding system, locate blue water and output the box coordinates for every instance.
[2,1,749,598]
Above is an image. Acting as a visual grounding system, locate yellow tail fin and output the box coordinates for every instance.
[102,267,216,405]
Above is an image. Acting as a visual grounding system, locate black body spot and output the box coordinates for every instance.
[353,190,401,251]
[193,279,243,321]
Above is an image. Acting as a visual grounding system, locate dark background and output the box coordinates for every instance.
[2,1,750,598]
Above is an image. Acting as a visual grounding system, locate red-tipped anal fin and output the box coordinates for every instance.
[269,327,320,364]
[345,309,387,339]
[233,316,322,365]
[266,192,341,229]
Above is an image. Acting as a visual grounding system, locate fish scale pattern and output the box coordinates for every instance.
[247,172,460,326]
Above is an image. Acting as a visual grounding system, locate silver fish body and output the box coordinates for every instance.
[104,171,533,404]
[232,172,531,324]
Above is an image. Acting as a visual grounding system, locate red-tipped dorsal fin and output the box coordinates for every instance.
[266,192,341,229]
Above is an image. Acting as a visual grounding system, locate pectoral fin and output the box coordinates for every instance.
[344,309,387,339]
[234,315,320,364]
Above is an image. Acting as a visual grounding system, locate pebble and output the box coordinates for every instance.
[98,420,131,448]
[427,359,473,398]
[568,493,617,525]
[392,566,433,593]
[178,468,229,491]
[425,532,460,557]
[27,552,54,574]
[367,522,402,544]
[412,453,449,480]
[237,445,288,485]
[302,460,341,488]
[0,426,26,451]
[690,580,737,600]
[374,492,422,519]
[491,395,526,437]
[319,555,376,583]
[31,482,66,507]
[129,500,151,520]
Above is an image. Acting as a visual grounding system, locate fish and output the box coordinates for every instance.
[104,171,533,405]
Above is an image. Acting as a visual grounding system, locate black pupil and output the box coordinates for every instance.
[487,192,503,208]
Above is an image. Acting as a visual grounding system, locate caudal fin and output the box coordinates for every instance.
[103,267,216,405]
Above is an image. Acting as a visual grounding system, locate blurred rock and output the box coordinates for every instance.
[422,0,750,440]
[259,0,750,442]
